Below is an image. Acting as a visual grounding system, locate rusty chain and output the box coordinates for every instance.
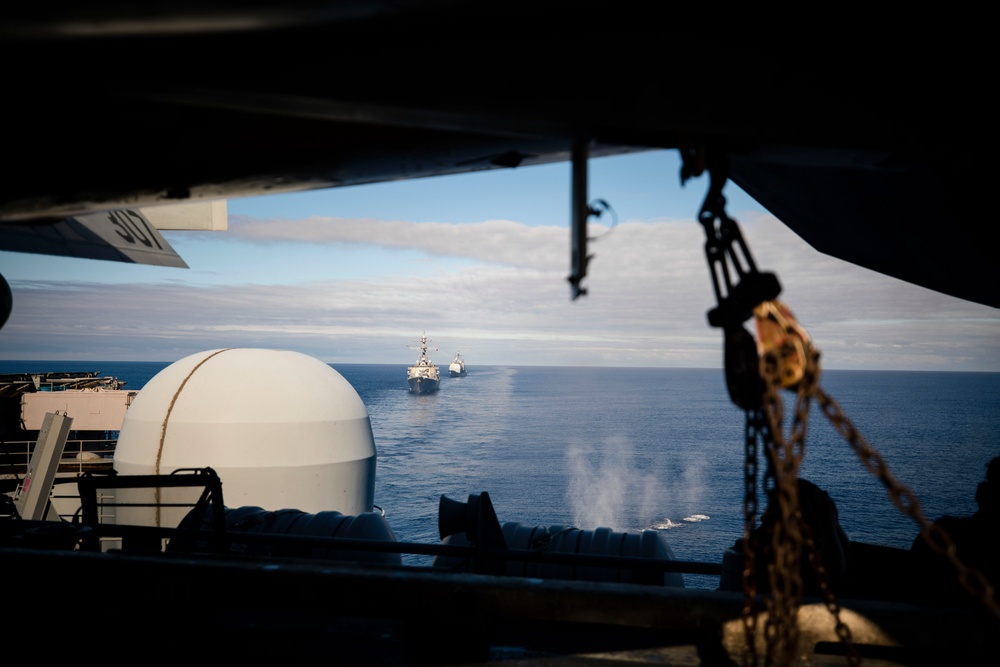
[760,370,805,666]
[692,168,997,663]
[800,520,861,665]
[754,300,859,665]
[741,410,763,667]
[814,387,1000,621]
[750,295,1000,665]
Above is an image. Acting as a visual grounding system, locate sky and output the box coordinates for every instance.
[1,150,998,371]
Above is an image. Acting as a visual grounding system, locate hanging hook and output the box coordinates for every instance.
[693,152,781,410]
[586,198,618,242]
[698,158,781,329]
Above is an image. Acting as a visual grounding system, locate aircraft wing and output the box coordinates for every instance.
[0,201,228,267]
[0,209,188,267]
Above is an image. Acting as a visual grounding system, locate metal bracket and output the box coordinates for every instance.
[569,137,594,300]
[568,137,616,300]
[14,411,73,521]
[696,158,781,410]
[699,161,781,329]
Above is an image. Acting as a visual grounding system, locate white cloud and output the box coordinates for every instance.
[2,212,997,370]
[227,216,567,269]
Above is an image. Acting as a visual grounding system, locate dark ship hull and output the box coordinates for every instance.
[407,376,440,394]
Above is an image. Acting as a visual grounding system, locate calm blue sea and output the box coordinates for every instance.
[3,360,998,589]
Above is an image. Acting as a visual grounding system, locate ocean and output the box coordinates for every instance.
[3,360,998,589]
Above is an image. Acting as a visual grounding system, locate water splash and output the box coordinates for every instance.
[566,435,666,531]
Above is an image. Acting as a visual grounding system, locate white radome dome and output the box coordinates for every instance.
[115,348,376,527]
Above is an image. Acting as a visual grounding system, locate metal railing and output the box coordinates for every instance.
[0,437,117,470]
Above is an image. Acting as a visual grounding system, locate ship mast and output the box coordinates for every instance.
[409,331,436,365]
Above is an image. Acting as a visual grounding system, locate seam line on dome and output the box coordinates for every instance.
[154,348,233,526]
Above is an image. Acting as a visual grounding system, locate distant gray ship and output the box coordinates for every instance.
[448,351,467,377]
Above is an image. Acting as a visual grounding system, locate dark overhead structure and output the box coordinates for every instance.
[0,1,994,311]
